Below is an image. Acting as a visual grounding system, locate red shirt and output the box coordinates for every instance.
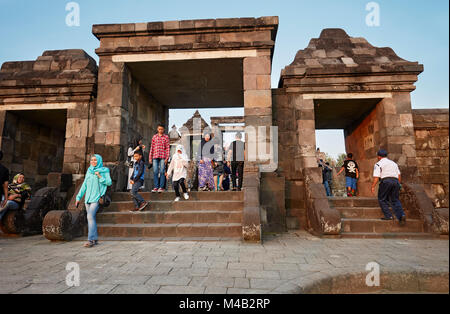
[149,133,170,160]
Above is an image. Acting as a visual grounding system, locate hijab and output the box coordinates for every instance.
[9,173,31,192]
[87,154,110,175]
[173,144,188,161]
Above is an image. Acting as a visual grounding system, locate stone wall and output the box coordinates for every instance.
[344,103,380,196]
[1,111,65,190]
[413,109,449,208]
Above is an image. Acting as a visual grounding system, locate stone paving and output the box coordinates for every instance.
[0,231,448,294]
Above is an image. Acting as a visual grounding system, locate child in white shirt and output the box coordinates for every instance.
[166,145,189,202]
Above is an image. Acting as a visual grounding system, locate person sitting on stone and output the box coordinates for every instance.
[0,173,32,221]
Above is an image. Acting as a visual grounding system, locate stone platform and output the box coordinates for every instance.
[0,231,447,294]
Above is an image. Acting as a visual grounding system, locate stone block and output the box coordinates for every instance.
[244,90,272,108]
[243,57,271,75]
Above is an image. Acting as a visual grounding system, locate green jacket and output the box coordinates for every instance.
[76,170,112,204]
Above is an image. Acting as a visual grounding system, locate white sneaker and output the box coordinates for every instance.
[183,193,189,200]
[174,197,180,202]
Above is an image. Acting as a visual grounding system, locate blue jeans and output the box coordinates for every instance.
[378,178,405,220]
[131,180,145,207]
[153,158,166,189]
[345,177,357,191]
[323,181,332,196]
[86,202,99,241]
[0,200,20,220]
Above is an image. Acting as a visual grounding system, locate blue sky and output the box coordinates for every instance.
[1,0,448,157]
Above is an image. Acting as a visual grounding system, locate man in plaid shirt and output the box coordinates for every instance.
[149,124,170,192]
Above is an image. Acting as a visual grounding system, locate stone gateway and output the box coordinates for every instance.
[0,16,448,242]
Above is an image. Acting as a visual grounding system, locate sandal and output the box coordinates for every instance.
[83,241,95,248]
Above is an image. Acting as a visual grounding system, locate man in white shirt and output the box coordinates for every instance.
[371,150,406,225]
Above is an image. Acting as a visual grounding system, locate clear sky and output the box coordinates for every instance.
[1,0,448,158]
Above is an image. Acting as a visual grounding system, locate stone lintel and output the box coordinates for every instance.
[0,102,78,111]
[111,49,259,63]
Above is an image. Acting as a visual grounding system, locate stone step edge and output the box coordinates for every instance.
[98,223,242,227]
[340,232,438,238]
[341,218,422,222]
[73,237,241,241]
[109,200,244,204]
[98,210,243,215]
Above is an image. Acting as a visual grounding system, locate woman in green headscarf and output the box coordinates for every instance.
[76,154,112,248]
[0,173,31,221]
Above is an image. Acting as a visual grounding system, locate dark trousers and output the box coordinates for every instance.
[173,178,187,197]
[378,178,405,220]
[131,180,145,208]
[231,161,244,190]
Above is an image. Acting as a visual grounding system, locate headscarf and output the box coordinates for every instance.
[8,173,31,202]
[9,174,31,193]
[173,144,189,161]
[87,154,110,175]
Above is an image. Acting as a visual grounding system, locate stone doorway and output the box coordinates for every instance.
[0,109,67,191]
[314,97,382,196]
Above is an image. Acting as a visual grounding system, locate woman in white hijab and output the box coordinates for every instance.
[166,145,189,202]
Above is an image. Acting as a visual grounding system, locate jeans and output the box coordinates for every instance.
[173,178,187,198]
[231,161,244,190]
[153,158,166,189]
[345,177,357,191]
[86,202,99,241]
[378,178,405,220]
[0,200,20,220]
[323,181,332,197]
[131,180,145,208]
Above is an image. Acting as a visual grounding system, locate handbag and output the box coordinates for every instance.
[97,176,111,208]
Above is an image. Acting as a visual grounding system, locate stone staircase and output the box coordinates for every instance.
[95,191,243,240]
[329,197,437,239]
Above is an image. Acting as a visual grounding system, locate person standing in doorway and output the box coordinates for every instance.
[129,151,148,212]
[76,154,112,248]
[337,153,359,197]
[0,151,9,210]
[319,160,333,197]
[149,124,170,193]
[371,149,407,225]
[227,132,245,191]
[197,133,215,191]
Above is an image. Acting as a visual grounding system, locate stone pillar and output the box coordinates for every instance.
[94,56,128,190]
[63,103,94,177]
[242,52,272,242]
[292,95,319,181]
[377,93,418,182]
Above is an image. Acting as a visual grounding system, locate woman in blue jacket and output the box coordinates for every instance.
[75,154,112,248]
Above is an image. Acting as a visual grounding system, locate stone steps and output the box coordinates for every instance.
[97,223,242,238]
[97,210,242,224]
[328,196,432,239]
[335,207,420,219]
[340,232,441,239]
[341,218,424,233]
[95,191,244,240]
[329,197,380,208]
[104,200,244,212]
[112,191,243,202]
